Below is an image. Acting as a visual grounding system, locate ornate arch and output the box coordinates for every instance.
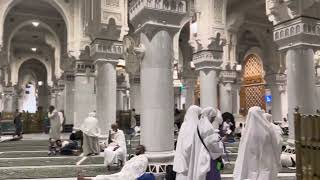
[6,20,61,78]
[0,0,72,49]
[11,55,52,86]
[240,53,266,115]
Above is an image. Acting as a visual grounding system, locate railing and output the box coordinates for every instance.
[294,108,320,180]
[129,0,186,19]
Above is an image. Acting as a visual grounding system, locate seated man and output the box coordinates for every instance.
[104,123,127,167]
[78,145,149,180]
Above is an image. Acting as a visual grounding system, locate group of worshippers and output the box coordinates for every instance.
[79,110,128,168]
[173,105,283,180]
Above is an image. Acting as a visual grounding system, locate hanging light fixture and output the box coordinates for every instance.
[31,48,37,52]
[32,21,40,27]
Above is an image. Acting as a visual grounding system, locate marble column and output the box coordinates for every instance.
[95,60,117,136]
[129,76,141,113]
[116,89,125,111]
[286,47,316,140]
[64,74,75,125]
[219,83,232,113]
[73,62,96,130]
[199,70,218,108]
[219,70,237,113]
[3,87,15,112]
[140,30,174,155]
[184,78,196,109]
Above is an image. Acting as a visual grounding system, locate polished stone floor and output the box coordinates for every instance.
[0,133,296,180]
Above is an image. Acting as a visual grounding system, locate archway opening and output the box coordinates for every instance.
[240,54,266,115]
[18,59,48,113]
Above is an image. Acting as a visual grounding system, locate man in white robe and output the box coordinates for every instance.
[187,107,225,180]
[104,123,127,166]
[233,106,281,180]
[48,106,61,140]
[173,105,202,179]
[80,112,100,156]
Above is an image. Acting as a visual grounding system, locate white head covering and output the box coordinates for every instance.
[187,107,224,180]
[173,105,201,175]
[201,107,223,130]
[80,112,100,137]
[264,113,273,123]
[233,106,281,180]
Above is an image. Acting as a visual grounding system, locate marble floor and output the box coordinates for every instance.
[0,133,296,180]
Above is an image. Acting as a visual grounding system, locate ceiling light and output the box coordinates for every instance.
[190,61,195,69]
[31,48,37,52]
[236,64,242,72]
[38,81,43,86]
[32,21,40,27]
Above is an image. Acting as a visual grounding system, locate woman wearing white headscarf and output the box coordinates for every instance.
[173,105,202,179]
[80,112,100,156]
[233,106,281,180]
[187,107,225,180]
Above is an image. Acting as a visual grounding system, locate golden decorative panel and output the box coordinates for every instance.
[240,54,266,115]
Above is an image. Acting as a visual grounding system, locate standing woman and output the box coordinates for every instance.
[187,107,226,180]
[48,106,61,140]
[233,106,281,180]
[173,105,202,179]
[80,112,100,156]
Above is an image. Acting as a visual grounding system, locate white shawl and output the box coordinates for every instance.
[80,112,100,137]
[95,154,148,180]
[187,107,224,180]
[233,107,281,180]
[173,105,201,178]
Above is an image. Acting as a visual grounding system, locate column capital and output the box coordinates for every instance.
[265,73,287,86]
[74,60,95,77]
[129,0,187,40]
[90,39,124,61]
[219,70,237,84]
[272,16,320,50]
[192,50,223,72]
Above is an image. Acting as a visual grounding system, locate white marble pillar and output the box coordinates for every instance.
[219,83,232,113]
[140,30,174,153]
[286,47,316,140]
[116,89,124,111]
[271,84,282,122]
[64,77,75,125]
[56,90,65,111]
[73,75,96,130]
[184,78,196,109]
[199,70,218,108]
[95,60,117,136]
[130,78,141,113]
[3,87,16,112]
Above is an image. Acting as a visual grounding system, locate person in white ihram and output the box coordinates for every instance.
[104,123,127,167]
[233,106,281,180]
[187,107,226,180]
[80,112,100,156]
[173,105,202,179]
